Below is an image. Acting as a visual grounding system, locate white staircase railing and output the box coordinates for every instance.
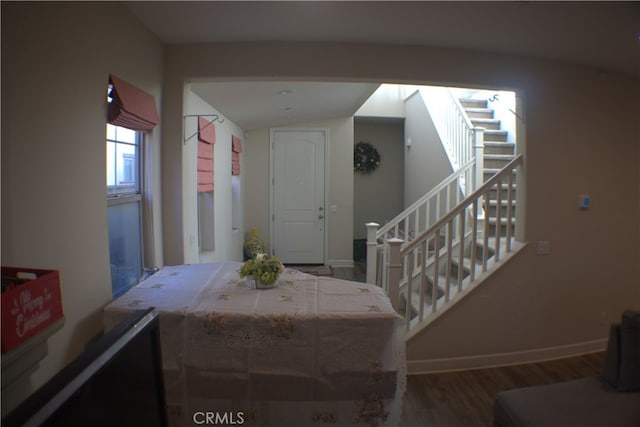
[366,160,478,288]
[366,87,485,287]
[421,86,482,174]
[385,155,523,336]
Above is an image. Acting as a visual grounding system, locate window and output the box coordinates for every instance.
[107,123,143,298]
[122,154,135,184]
[107,125,139,194]
[106,75,159,298]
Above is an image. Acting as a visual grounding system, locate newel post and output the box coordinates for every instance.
[386,238,404,312]
[365,222,379,285]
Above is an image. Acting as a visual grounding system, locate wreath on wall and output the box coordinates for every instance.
[354,141,381,174]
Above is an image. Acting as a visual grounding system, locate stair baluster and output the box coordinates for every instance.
[386,155,524,336]
[366,89,522,336]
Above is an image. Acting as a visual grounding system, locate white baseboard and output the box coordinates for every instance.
[407,338,608,375]
[327,259,354,268]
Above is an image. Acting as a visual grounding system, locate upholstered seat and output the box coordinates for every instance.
[494,376,640,427]
[493,310,640,427]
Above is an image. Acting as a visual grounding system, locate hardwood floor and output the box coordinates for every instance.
[329,265,605,426]
[401,352,605,427]
[332,261,367,282]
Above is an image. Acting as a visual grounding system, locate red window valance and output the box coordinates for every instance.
[232,136,242,153]
[232,135,242,176]
[197,117,216,192]
[108,74,160,132]
[198,116,216,144]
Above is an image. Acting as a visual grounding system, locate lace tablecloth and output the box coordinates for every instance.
[103,262,405,427]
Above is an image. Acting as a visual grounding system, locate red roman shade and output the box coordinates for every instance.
[232,135,242,176]
[197,117,216,192]
[108,74,160,132]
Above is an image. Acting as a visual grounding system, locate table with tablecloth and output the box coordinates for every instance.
[103,262,405,427]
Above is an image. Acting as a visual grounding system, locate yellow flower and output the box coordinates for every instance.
[238,254,284,285]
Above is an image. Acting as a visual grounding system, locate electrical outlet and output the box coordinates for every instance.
[536,241,550,255]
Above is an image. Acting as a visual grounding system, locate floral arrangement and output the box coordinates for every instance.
[244,228,267,259]
[238,253,284,286]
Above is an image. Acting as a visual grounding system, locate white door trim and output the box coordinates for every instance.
[269,128,329,264]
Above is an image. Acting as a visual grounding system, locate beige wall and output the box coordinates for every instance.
[407,64,640,365]
[2,3,639,406]
[244,117,355,265]
[1,1,164,408]
[163,41,639,363]
[183,88,245,263]
[355,84,406,117]
[403,91,453,208]
[242,127,271,249]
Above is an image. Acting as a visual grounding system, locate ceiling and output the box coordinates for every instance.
[189,81,380,130]
[125,1,640,130]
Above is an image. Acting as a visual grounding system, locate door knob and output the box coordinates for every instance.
[318,214,324,219]
[319,207,324,211]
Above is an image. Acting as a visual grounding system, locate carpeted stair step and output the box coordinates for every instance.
[487,199,516,217]
[488,217,516,227]
[467,239,496,261]
[484,154,514,168]
[464,107,494,119]
[484,142,515,156]
[459,98,487,109]
[400,274,449,320]
[486,185,517,201]
[484,168,518,181]
[483,129,508,142]
[447,256,479,279]
[487,217,516,237]
[471,118,501,130]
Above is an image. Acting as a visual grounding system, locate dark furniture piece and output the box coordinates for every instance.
[2,308,167,427]
[493,310,640,427]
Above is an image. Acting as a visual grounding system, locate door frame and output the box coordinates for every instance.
[269,128,329,265]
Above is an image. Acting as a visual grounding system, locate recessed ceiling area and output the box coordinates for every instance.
[190,81,380,130]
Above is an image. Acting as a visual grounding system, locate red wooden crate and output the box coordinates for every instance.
[1,267,64,353]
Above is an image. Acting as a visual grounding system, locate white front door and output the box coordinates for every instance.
[271,129,325,264]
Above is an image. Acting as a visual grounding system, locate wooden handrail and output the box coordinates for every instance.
[402,154,523,256]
